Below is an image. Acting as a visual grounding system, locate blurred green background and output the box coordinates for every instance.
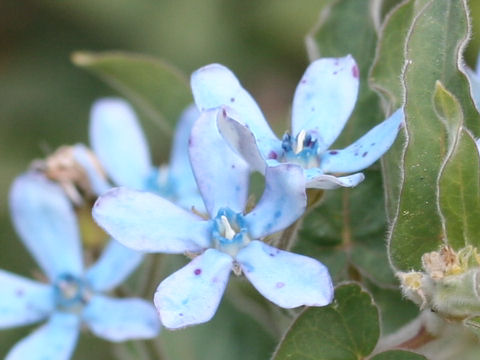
[0,0,325,358]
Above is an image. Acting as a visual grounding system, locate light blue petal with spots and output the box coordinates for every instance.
[93,187,211,252]
[90,98,153,190]
[82,295,160,341]
[245,164,306,239]
[291,55,359,152]
[0,270,54,329]
[217,108,270,173]
[236,240,333,308]
[465,66,480,112]
[85,240,144,292]
[319,108,404,173]
[6,312,80,360]
[154,248,232,329]
[304,169,365,189]
[167,104,201,199]
[191,63,280,157]
[189,109,249,217]
[9,172,83,280]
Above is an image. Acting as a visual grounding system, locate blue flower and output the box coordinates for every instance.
[2,172,160,360]
[191,55,404,189]
[93,109,333,329]
[465,52,480,112]
[73,98,204,210]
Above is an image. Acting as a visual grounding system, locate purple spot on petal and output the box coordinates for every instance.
[231,164,236,169]
[276,282,285,288]
[311,107,315,112]
[188,138,193,146]
[333,71,338,75]
[362,152,368,157]
[268,151,278,159]
[16,289,24,297]
[354,152,359,156]
[352,65,359,78]
[329,150,338,155]
[334,60,339,66]
[194,268,202,276]
[230,97,235,102]
[179,313,184,316]
[370,142,376,146]
[301,79,307,84]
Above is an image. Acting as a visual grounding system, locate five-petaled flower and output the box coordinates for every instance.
[1,172,160,360]
[93,109,333,329]
[74,98,204,211]
[190,55,404,189]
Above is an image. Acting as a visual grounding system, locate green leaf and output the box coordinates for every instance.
[438,128,480,249]
[371,350,427,360]
[435,82,480,250]
[298,170,396,287]
[272,283,379,360]
[370,0,416,221]
[366,280,418,335]
[72,51,192,136]
[388,0,475,271]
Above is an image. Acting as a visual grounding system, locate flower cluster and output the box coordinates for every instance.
[2,173,160,359]
[2,54,402,356]
[93,55,402,328]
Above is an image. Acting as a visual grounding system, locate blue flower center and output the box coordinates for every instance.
[280,130,319,168]
[54,273,91,312]
[211,208,251,257]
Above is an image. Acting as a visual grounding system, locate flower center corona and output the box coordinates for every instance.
[280,130,319,168]
[54,273,92,313]
[211,208,251,257]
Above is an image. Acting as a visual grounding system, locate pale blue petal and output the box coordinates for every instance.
[9,172,83,280]
[189,109,249,217]
[0,270,54,329]
[305,169,365,189]
[466,66,480,112]
[93,187,211,252]
[72,144,111,196]
[85,240,144,292]
[6,312,80,360]
[154,248,232,329]
[89,98,153,190]
[82,295,160,341]
[476,51,480,77]
[237,241,333,308]
[167,104,201,202]
[291,55,359,152]
[191,63,280,156]
[245,164,306,239]
[217,109,269,173]
[319,108,404,173]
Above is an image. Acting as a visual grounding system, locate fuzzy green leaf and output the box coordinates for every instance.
[72,51,192,136]
[388,0,475,271]
[438,130,480,249]
[272,283,379,360]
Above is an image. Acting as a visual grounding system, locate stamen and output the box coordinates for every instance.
[295,130,307,154]
[221,215,236,240]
